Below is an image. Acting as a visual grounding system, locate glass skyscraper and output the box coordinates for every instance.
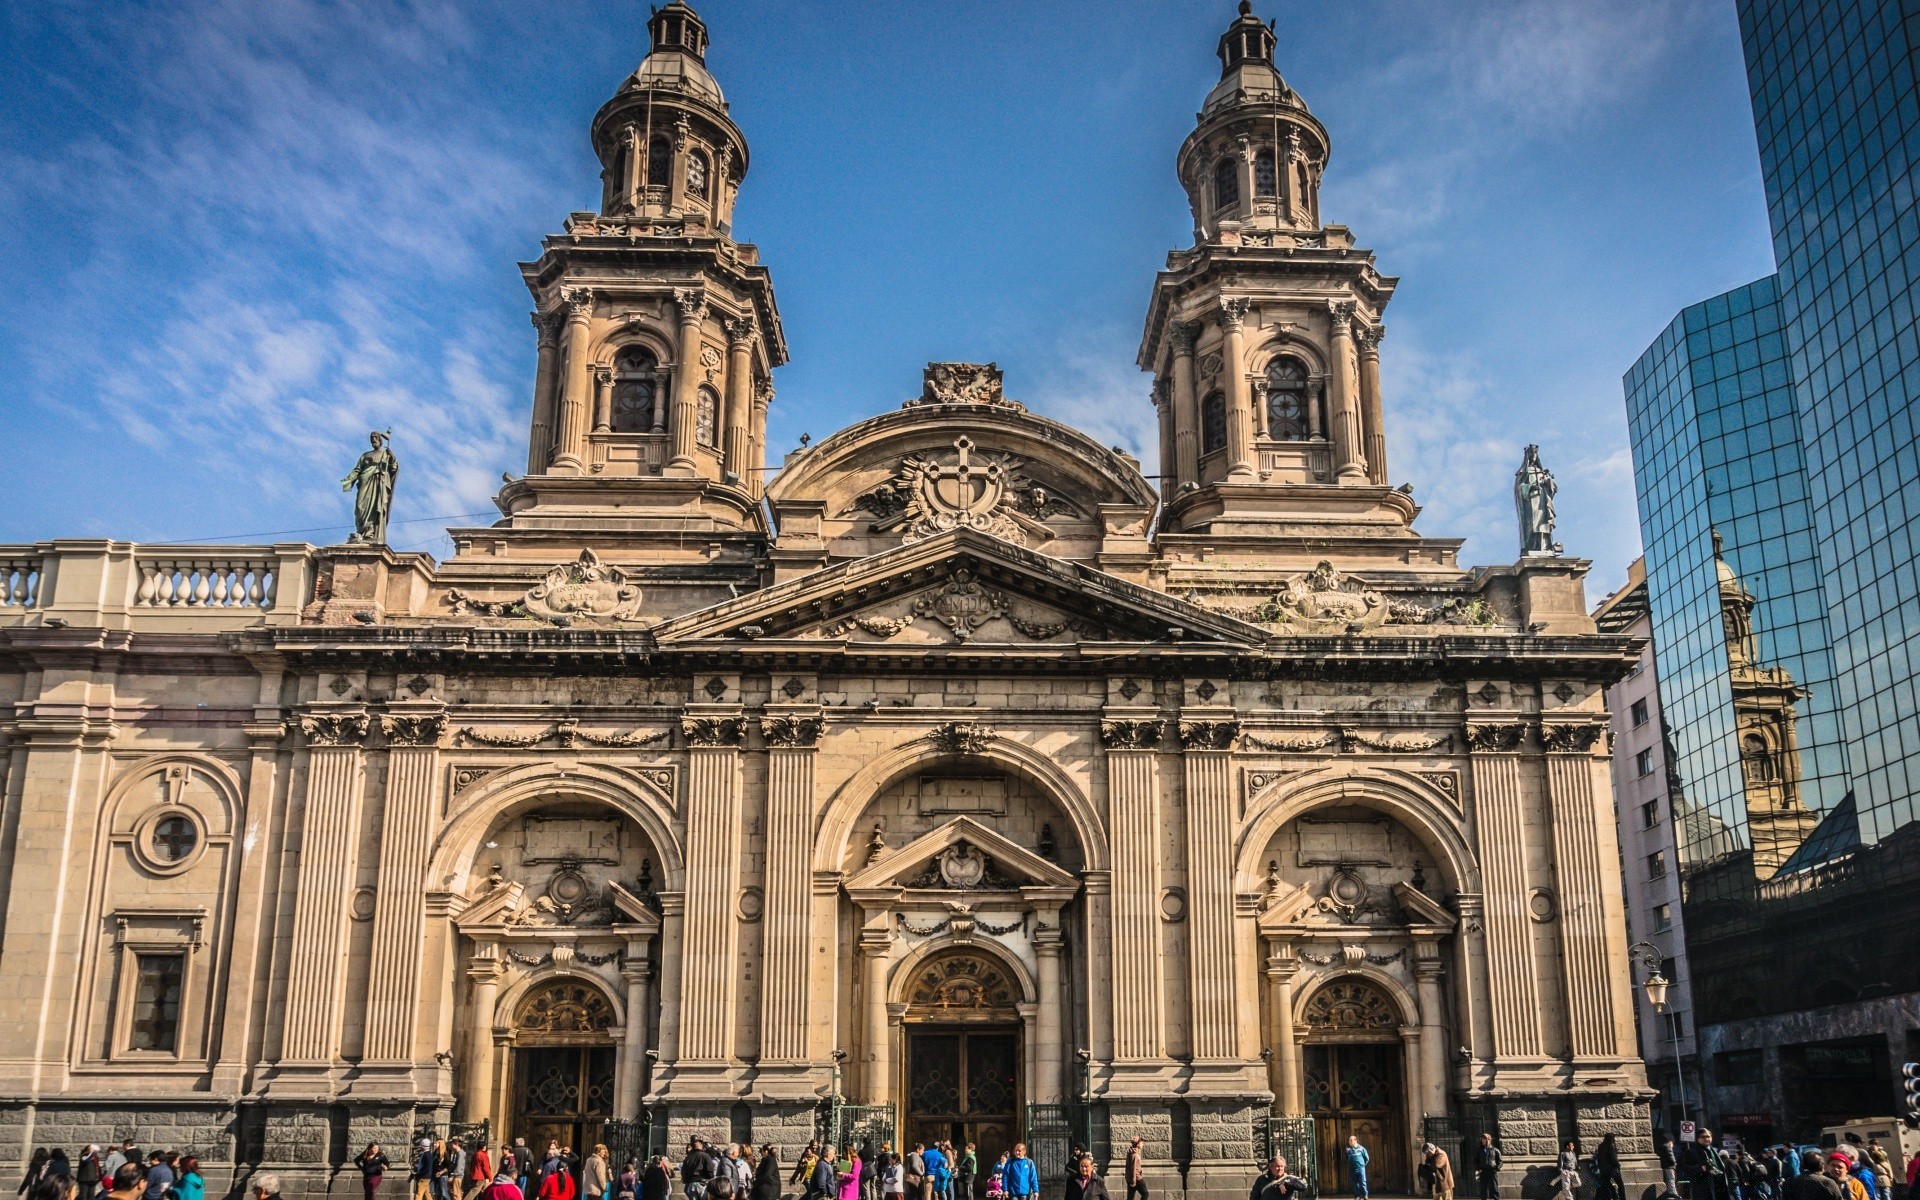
[1621,0,1920,1142]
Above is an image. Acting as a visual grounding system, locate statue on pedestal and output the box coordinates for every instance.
[1513,443,1561,556]
[341,430,398,545]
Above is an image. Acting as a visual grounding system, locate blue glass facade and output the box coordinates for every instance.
[1619,0,1920,1137]
[1742,0,1920,845]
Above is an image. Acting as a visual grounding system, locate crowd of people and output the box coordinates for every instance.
[12,1145,207,1200]
[1655,1128,1919,1200]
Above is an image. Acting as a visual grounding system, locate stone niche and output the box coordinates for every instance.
[1260,803,1444,925]
[847,770,1083,871]
[474,802,662,925]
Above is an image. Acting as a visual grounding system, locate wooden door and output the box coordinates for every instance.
[906,1027,1019,1193]
[1305,1043,1405,1195]
[516,1045,616,1159]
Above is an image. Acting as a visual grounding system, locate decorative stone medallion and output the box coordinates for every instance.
[523,549,643,622]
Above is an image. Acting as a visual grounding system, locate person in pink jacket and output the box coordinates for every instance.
[836,1149,863,1200]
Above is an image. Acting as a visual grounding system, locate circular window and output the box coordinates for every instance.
[131,806,208,876]
[152,815,198,863]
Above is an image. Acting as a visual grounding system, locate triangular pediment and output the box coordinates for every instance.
[844,815,1078,892]
[652,528,1270,646]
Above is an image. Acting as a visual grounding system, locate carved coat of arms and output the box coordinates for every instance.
[855,437,1078,545]
[523,549,644,621]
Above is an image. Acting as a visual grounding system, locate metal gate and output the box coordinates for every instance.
[1260,1115,1318,1196]
[1024,1104,1090,1196]
[1422,1106,1497,1192]
[415,1119,492,1149]
[604,1112,665,1166]
[826,1103,897,1157]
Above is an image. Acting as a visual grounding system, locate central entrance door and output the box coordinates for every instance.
[1305,1043,1405,1196]
[516,1044,616,1154]
[509,979,620,1155]
[906,1027,1019,1193]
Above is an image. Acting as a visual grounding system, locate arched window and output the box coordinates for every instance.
[611,345,660,434]
[1201,391,1228,455]
[696,386,720,448]
[687,150,710,201]
[647,137,671,189]
[1213,157,1239,210]
[1254,150,1278,198]
[1265,356,1312,440]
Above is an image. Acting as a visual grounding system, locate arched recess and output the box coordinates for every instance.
[1236,767,1478,897]
[1292,970,1417,1034]
[1251,336,1329,379]
[890,937,1037,1011]
[814,737,1106,875]
[589,325,677,370]
[430,762,683,896]
[497,969,627,1034]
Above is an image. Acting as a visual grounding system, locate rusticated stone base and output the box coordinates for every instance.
[1182,1100,1263,1200]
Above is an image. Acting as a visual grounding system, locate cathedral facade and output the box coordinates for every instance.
[0,6,1654,1198]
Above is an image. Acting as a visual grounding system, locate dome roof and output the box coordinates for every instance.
[629,49,726,109]
[1200,1,1310,119]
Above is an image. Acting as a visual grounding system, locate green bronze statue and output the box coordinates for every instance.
[341,430,398,545]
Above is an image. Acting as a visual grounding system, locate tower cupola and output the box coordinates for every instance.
[590,0,746,235]
[1179,2,1329,244]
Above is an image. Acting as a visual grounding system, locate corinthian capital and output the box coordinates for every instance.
[1327,300,1356,335]
[673,287,708,323]
[1171,321,1201,355]
[1355,322,1384,356]
[561,286,594,320]
[1220,296,1251,332]
[531,309,562,345]
[725,315,757,346]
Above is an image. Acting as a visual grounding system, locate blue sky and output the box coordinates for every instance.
[0,0,1776,593]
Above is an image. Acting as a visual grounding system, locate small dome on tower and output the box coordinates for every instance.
[1202,2,1305,118]
[627,1,726,108]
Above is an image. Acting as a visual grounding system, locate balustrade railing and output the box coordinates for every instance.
[0,554,44,607]
[135,553,279,609]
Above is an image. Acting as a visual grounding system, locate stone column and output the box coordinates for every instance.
[750,382,772,497]
[759,713,822,1063]
[617,956,654,1118]
[1282,129,1304,225]
[1356,323,1388,485]
[676,714,743,1062]
[1171,323,1201,492]
[1414,949,1449,1120]
[1252,379,1271,440]
[363,709,448,1066]
[1180,717,1241,1061]
[1035,926,1066,1103]
[655,891,687,1067]
[723,317,755,485]
[551,287,594,473]
[862,931,893,1102]
[621,124,643,212]
[281,710,371,1065]
[1266,945,1302,1113]
[593,365,614,433]
[668,289,707,474]
[463,956,503,1122]
[1221,297,1256,480]
[1235,138,1257,216]
[1466,724,1542,1057]
[1326,301,1367,483]
[669,115,691,211]
[1543,722,1633,1057]
[1152,380,1177,495]
[1102,719,1165,1061]
[527,311,561,474]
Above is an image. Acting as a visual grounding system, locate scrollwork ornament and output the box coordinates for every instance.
[928,722,996,755]
[1099,720,1163,750]
[1179,720,1240,750]
[302,713,370,747]
[760,715,825,747]
[681,717,745,748]
[1466,723,1528,753]
[381,713,448,747]
[1541,722,1607,753]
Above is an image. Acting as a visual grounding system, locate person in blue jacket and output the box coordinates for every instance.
[1345,1136,1371,1200]
[1001,1148,1038,1200]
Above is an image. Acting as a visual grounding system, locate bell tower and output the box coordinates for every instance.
[498,0,786,541]
[1140,3,1420,561]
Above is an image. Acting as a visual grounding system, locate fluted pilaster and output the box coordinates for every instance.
[677,714,743,1061]
[759,713,821,1063]
[363,710,447,1063]
[1103,720,1165,1061]
[1543,723,1630,1057]
[1180,718,1240,1060]
[281,712,370,1063]
[1466,724,1542,1057]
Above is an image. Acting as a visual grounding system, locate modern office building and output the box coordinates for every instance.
[1620,0,1920,1141]
[1593,562,1700,1136]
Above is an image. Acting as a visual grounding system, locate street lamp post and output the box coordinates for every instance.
[1628,940,1690,1126]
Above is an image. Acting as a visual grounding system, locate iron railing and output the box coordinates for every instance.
[824,1103,897,1157]
[414,1119,493,1150]
[1024,1104,1092,1195]
[1259,1115,1318,1196]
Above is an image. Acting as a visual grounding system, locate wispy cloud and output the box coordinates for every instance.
[1023,327,1163,482]
[8,0,563,545]
[1324,0,1708,242]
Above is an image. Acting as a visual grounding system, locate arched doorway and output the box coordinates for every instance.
[902,950,1022,1185]
[1301,979,1408,1196]
[511,979,619,1154]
